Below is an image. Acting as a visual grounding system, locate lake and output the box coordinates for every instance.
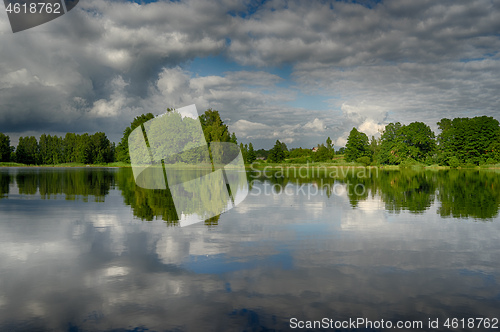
[0,167,499,331]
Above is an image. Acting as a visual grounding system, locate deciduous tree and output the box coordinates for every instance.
[345,128,370,162]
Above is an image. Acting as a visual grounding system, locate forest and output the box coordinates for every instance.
[0,108,240,166]
[253,115,500,167]
[0,112,499,167]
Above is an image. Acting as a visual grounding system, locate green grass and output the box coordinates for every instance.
[2,159,499,170]
[0,161,132,167]
[0,162,27,167]
[105,162,132,167]
[479,163,500,169]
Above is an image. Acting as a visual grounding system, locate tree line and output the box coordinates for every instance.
[249,116,500,166]
[344,116,500,166]
[250,136,336,164]
[0,132,115,165]
[1,113,498,167]
[0,108,239,165]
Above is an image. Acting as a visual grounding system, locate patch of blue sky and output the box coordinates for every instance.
[289,223,340,238]
[459,52,499,62]
[184,251,293,275]
[186,55,244,77]
[459,57,487,63]
[268,64,293,87]
[227,0,269,18]
[334,0,382,10]
[186,55,293,86]
[127,0,166,5]
[286,92,333,111]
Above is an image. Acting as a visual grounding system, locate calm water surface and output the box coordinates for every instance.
[0,167,499,331]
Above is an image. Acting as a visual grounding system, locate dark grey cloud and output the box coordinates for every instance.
[0,0,499,147]
[228,0,500,67]
[0,0,237,141]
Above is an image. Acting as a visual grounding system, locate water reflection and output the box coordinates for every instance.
[0,167,499,331]
[253,168,500,220]
[6,167,114,201]
[0,172,12,199]
[1,167,500,221]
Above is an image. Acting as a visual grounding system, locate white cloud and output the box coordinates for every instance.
[0,0,499,149]
[335,136,347,148]
[304,118,326,132]
[90,76,131,118]
[231,119,271,135]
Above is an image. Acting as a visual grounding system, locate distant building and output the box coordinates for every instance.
[311,147,318,152]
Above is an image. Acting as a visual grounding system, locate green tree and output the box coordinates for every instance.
[345,128,370,162]
[256,148,270,160]
[63,133,78,163]
[239,143,248,163]
[400,122,436,162]
[289,148,312,158]
[75,133,92,164]
[199,109,232,143]
[16,136,39,165]
[247,142,256,164]
[326,137,334,152]
[49,135,64,164]
[369,136,380,162]
[268,140,287,163]
[0,133,11,162]
[116,113,155,163]
[437,116,499,165]
[378,122,435,164]
[230,132,238,144]
[91,132,114,164]
[313,138,335,162]
[378,122,403,164]
[39,134,51,164]
[313,144,331,162]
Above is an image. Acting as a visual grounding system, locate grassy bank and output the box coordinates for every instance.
[0,162,132,167]
[247,162,500,170]
[2,161,500,170]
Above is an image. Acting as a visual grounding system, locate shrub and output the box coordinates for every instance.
[356,156,371,166]
[447,156,460,168]
[486,158,497,165]
[399,158,419,168]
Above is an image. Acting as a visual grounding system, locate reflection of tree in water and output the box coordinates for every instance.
[204,215,220,227]
[173,170,229,217]
[9,167,499,222]
[0,172,12,198]
[337,169,497,217]
[118,167,247,226]
[437,170,500,219]
[116,167,179,225]
[255,167,500,219]
[375,170,436,213]
[16,172,39,195]
[16,168,113,201]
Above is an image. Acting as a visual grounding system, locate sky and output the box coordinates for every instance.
[0,0,499,149]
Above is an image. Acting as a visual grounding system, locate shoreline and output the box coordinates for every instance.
[2,163,499,170]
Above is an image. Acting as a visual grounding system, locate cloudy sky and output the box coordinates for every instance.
[0,0,499,149]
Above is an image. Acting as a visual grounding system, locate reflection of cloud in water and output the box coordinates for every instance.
[357,192,385,214]
[0,177,500,330]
